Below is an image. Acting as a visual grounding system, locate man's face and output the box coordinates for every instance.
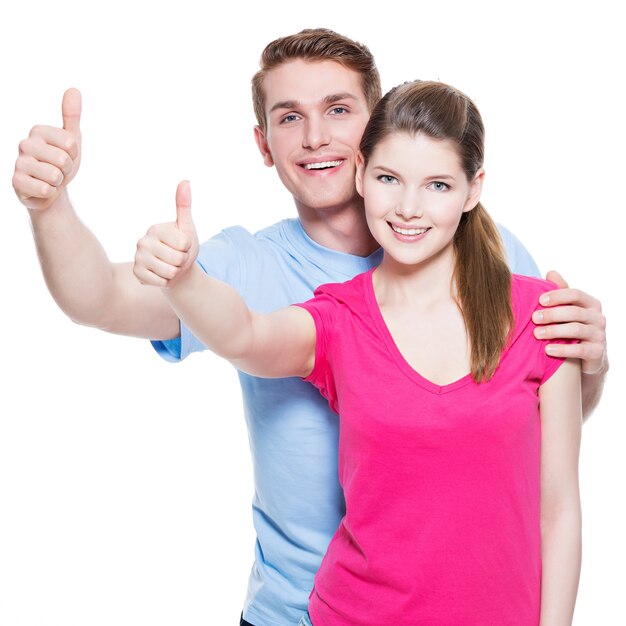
[255,59,371,215]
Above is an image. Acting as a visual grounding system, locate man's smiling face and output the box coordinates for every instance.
[254,59,371,215]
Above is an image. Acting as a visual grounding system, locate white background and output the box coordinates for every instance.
[1,1,623,624]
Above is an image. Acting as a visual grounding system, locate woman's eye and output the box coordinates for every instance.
[430,181,450,192]
[378,175,398,184]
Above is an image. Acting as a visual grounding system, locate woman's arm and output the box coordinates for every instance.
[538,358,582,626]
[167,263,316,378]
[133,181,316,379]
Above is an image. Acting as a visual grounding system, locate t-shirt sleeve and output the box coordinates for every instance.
[150,227,246,362]
[538,337,575,386]
[293,290,340,415]
[497,224,541,278]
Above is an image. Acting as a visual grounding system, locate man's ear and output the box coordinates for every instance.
[355,151,365,198]
[463,167,485,213]
[254,126,274,167]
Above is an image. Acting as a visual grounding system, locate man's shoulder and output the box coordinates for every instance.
[196,219,289,262]
[200,219,295,251]
[496,224,540,278]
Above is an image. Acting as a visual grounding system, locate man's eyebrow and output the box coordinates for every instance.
[269,100,298,114]
[322,92,359,105]
[268,93,359,115]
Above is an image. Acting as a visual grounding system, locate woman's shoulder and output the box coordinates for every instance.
[509,274,558,341]
[313,268,374,302]
[511,274,557,309]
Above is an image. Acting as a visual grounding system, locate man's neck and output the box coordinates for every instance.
[295,198,379,257]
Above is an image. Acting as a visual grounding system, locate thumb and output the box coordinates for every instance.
[175,180,195,235]
[545,270,569,289]
[62,87,82,134]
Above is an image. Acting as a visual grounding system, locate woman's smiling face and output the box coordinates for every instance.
[357,131,484,270]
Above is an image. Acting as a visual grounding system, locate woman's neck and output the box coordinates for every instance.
[373,246,458,311]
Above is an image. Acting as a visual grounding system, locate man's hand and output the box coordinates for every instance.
[13,88,82,211]
[134,181,199,288]
[532,270,608,376]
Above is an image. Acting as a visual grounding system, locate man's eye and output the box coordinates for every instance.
[281,114,300,124]
[378,175,398,184]
[329,106,348,115]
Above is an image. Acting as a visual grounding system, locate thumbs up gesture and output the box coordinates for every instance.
[134,181,199,288]
[13,88,82,211]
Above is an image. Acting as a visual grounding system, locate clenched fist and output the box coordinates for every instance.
[134,180,199,288]
[13,88,82,211]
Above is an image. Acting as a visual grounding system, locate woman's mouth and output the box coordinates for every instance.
[389,223,431,236]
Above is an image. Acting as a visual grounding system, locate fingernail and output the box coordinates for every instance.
[535,327,546,338]
[546,345,556,355]
[540,294,550,305]
[533,311,543,322]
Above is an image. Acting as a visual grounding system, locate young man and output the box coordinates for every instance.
[13,29,607,626]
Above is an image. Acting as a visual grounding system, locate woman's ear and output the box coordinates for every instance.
[355,151,365,198]
[463,168,485,212]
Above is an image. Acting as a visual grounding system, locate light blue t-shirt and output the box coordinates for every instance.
[152,218,540,626]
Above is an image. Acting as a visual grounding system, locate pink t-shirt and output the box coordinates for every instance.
[296,272,570,626]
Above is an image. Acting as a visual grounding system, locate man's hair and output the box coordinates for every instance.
[252,28,381,133]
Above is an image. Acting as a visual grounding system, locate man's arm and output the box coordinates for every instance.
[13,89,179,341]
[533,270,608,420]
[496,226,607,419]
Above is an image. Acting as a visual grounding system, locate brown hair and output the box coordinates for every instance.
[360,81,514,382]
[252,28,381,133]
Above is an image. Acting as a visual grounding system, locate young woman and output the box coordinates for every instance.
[134,81,582,625]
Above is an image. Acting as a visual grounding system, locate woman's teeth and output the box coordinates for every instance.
[391,224,429,236]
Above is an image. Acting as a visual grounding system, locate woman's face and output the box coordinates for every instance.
[356,132,484,270]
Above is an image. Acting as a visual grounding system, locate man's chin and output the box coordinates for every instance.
[294,191,363,215]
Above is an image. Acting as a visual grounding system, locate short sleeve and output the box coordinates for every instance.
[293,290,340,414]
[150,227,246,362]
[533,281,579,386]
[497,224,541,278]
[538,336,577,386]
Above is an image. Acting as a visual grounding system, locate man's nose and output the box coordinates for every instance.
[303,116,331,150]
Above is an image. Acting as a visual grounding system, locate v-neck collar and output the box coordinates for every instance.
[364,268,474,395]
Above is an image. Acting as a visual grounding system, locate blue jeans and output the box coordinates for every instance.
[298,612,313,626]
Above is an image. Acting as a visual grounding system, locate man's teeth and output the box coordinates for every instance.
[303,160,343,170]
[391,225,429,236]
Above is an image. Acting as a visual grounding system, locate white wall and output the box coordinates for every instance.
[1,1,623,623]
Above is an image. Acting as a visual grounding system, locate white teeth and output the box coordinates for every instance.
[391,225,429,236]
[303,160,343,170]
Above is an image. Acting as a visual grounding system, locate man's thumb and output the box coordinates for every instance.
[545,270,569,289]
[175,180,194,233]
[62,88,82,134]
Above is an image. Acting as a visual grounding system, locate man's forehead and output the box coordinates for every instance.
[263,59,367,112]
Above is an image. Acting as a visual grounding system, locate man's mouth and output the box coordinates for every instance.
[389,223,431,236]
[301,160,344,170]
